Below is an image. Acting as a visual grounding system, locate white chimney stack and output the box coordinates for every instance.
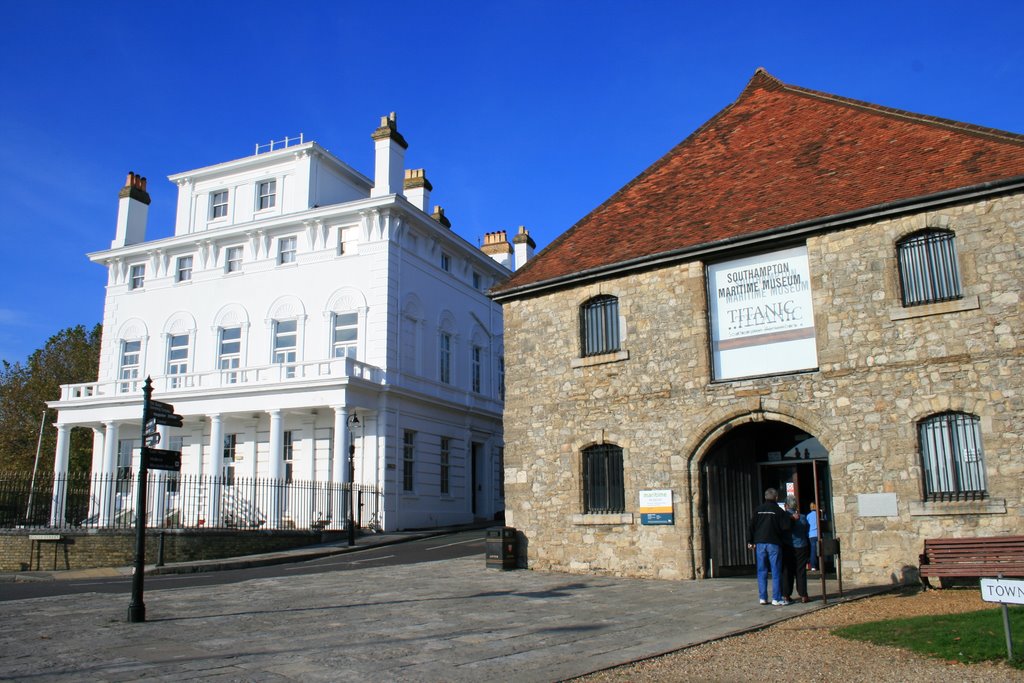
[512,226,535,271]
[403,168,432,212]
[481,230,513,270]
[370,112,407,198]
[112,171,150,248]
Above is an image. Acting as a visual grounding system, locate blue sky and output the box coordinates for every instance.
[1,1,1021,364]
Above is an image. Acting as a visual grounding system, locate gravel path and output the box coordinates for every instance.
[572,587,1024,682]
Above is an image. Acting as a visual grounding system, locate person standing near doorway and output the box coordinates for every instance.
[746,487,792,606]
[808,502,821,571]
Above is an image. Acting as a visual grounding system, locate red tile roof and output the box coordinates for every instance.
[494,69,1024,296]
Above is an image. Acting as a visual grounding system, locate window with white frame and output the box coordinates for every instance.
[278,236,297,265]
[580,295,620,357]
[119,340,141,392]
[472,271,482,290]
[332,312,358,358]
[129,264,145,290]
[223,434,237,485]
[471,345,482,393]
[116,439,136,495]
[167,334,190,388]
[919,412,987,501]
[256,179,276,210]
[225,246,243,273]
[273,319,298,377]
[403,430,415,492]
[440,437,451,495]
[897,229,962,307]
[218,326,242,383]
[439,332,452,384]
[283,430,294,484]
[440,252,451,272]
[176,255,193,283]
[166,436,183,493]
[210,190,229,219]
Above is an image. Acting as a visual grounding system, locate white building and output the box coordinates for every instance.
[48,115,528,532]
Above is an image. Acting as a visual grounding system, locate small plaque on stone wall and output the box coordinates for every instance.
[857,492,898,517]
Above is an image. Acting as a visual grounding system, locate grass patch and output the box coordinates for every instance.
[834,604,1024,669]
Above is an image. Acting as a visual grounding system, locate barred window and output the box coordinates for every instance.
[580,295,620,357]
[582,444,625,514]
[897,230,962,306]
[919,412,987,501]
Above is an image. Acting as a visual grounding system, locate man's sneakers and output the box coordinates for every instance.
[771,598,791,606]
[759,599,769,605]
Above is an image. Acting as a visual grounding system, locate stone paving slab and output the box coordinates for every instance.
[0,556,881,682]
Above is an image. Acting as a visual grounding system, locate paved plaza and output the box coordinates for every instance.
[0,537,875,682]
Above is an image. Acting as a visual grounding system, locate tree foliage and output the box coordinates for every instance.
[0,324,102,474]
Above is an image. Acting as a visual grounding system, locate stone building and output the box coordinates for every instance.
[48,116,532,533]
[490,69,1024,585]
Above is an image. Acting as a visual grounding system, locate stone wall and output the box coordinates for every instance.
[501,191,1024,585]
[0,528,329,572]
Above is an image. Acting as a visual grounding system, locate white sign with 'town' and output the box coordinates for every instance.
[980,578,1024,605]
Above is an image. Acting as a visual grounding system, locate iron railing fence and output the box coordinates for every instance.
[0,471,381,532]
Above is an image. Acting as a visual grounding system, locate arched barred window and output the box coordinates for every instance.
[582,444,625,514]
[580,295,620,357]
[897,229,962,306]
[918,412,986,501]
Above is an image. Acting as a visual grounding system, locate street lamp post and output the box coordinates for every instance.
[347,412,360,546]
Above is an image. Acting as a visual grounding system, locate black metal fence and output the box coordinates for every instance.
[0,471,381,531]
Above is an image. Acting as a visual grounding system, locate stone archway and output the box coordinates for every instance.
[698,419,832,577]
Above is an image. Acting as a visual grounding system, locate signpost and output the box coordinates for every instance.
[127,377,182,623]
[981,576,1023,661]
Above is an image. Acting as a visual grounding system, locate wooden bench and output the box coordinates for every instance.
[919,535,1024,588]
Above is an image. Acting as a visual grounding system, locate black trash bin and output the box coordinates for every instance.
[485,526,518,570]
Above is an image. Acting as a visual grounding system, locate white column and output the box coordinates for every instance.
[267,410,283,528]
[49,424,71,526]
[331,405,349,529]
[207,414,223,527]
[98,421,119,527]
[151,425,169,526]
[87,428,104,522]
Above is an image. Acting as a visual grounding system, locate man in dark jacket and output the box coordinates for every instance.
[746,487,792,605]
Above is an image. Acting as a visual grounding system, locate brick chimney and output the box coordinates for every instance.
[512,225,536,271]
[404,168,432,212]
[370,112,408,198]
[112,172,150,248]
[481,230,513,270]
[432,205,451,229]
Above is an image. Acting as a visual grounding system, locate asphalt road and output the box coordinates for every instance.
[1,529,486,602]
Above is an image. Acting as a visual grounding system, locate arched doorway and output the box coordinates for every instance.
[700,420,832,577]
